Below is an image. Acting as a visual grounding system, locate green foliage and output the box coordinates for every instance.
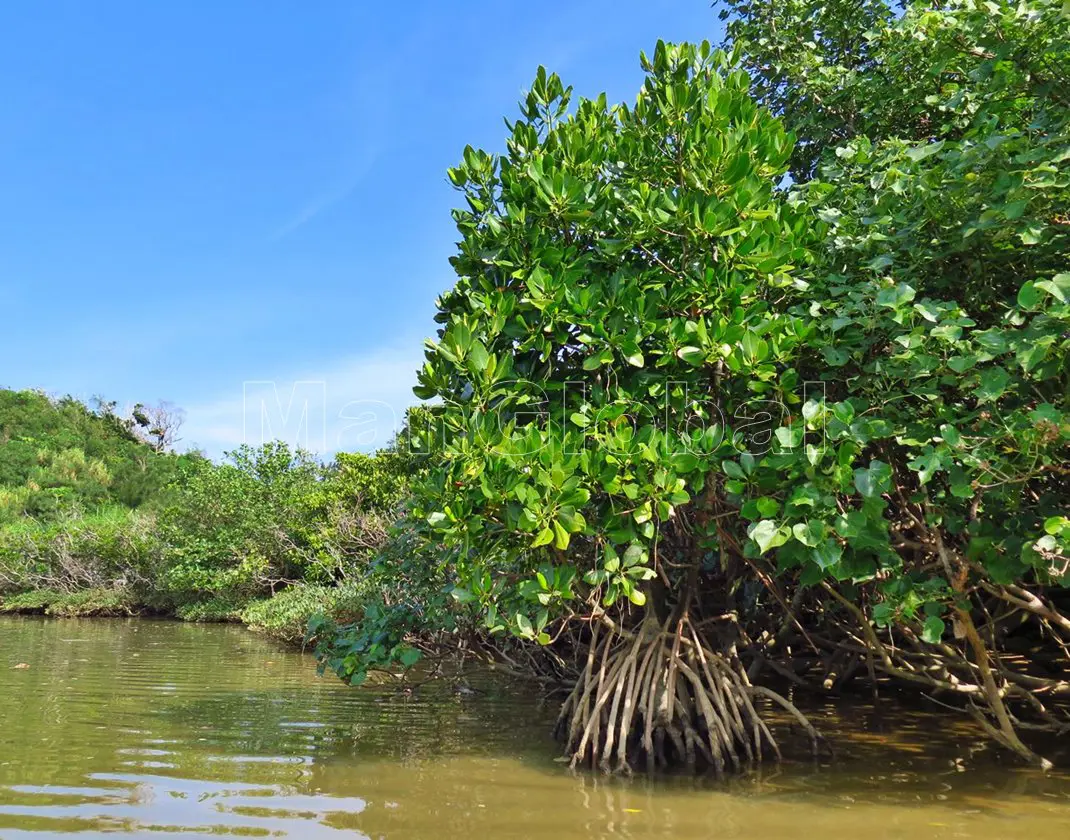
[157,437,417,608]
[720,0,1070,180]
[297,446,412,581]
[0,586,141,617]
[718,0,1069,624]
[0,507,164,594]
[173,595,247,623]
[308,597,424,686]
[0,388,412,633]
[157,442,326,599]
[323,450,410,513]
[309,412,454,683]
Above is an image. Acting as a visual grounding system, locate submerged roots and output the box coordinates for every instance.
[556,617,819,775]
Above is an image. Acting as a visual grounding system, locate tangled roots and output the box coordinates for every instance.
[556,617,819,775]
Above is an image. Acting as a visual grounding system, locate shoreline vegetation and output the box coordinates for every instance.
[4,0,1069,772]
[0,584,351,644]
[0,388,409,646]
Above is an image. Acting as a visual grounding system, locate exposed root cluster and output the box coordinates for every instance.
[555,616,819,775]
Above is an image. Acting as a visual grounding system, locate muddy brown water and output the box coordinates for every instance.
[1,615,1069,838]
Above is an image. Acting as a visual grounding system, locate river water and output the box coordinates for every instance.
[1,616,1069,839]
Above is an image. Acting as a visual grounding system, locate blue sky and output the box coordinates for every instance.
[0,1,720,457]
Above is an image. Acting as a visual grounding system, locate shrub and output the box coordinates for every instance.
[0,508,164,595]
[241,581,368,644]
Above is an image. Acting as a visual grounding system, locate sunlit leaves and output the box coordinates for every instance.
[1036,273,1070,304]
[715,0,1070,670]
[905,140,944,162]
[749,519,790,554]
[811,539,843,571]
[791,519,825,547]
[875,283,916,309]
[907,447,945,486]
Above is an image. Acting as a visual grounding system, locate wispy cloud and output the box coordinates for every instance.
[182,342,425,460]
[272,18,437,241]
[272,148,379,239]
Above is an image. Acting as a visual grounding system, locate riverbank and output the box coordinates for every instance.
[0,582,353,644]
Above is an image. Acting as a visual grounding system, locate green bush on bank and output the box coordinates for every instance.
[172,595,247,623]
[241,580,369,644]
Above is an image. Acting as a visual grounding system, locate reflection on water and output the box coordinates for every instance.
[1,615,1069,838]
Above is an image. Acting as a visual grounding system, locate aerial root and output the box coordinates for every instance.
[555,617,818,774]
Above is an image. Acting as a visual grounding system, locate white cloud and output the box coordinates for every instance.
[182,343,426,460]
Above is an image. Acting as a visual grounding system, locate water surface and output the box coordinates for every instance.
[2,615,1069,838]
